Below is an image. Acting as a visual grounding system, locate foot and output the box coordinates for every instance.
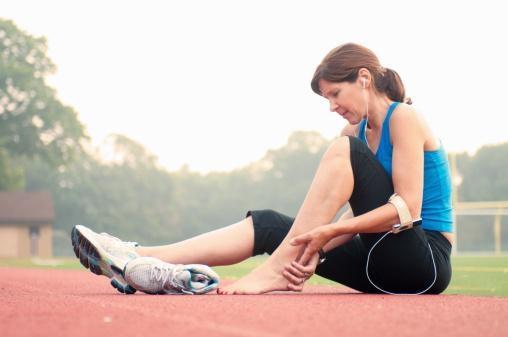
[124,257,220,295]
[71,225,139,294]
[217,257,292,295]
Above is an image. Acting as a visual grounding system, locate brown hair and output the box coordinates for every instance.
[311,43,411,104]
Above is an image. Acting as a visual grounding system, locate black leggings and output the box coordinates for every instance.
[248,136,452,294]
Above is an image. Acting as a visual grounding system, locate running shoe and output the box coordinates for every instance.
[123,256,220,295]
[71,225,139,294]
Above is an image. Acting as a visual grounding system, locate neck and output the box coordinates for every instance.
[365,95,393,131]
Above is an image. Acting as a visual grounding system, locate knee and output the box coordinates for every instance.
[322,136,350,162]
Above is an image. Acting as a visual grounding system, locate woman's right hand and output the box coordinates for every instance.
[283,253,320,292]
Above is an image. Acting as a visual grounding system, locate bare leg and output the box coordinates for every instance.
[219,136,355,294]
[135,217,254,266]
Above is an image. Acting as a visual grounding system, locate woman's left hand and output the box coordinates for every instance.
[283,253,319,291]
[290,224,334,265]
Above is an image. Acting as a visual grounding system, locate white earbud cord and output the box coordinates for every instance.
[365,231,437,295]
[360,80,437,295]
[361,80,372,150]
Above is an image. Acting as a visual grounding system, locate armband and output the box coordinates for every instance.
[388,193,422,234]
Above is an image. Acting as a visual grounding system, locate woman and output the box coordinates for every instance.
[72,43,453,295]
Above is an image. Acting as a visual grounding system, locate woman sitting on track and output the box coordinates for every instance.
[72,43,453,295]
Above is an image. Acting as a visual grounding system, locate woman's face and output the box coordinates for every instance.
[318,78,365,125]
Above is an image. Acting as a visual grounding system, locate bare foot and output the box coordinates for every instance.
[217,256,294,295]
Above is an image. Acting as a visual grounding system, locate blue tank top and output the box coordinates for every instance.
[358,102,453,232]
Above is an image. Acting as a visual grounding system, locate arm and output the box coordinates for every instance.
[329,104,425,236]
[321,207,354,252]
[291,105,425,264]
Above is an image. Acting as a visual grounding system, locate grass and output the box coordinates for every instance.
[1,255,507,297]
[446,255,508,296]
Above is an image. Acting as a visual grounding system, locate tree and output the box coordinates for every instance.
[0,148,23,190]
[22,134,179,255]
[457,143,508,201]
[97,134,159,169]
[0,18,87,189]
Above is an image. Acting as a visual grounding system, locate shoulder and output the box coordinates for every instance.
[390,103,425,137]
[340,123,359,137]
[391,103,420,123]
[391,103,440,149]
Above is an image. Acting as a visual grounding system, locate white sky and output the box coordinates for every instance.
[2,0,507,172]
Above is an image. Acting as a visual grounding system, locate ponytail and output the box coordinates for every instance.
[376,68,412,105]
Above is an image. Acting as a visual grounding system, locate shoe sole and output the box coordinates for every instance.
[71,225,136,295]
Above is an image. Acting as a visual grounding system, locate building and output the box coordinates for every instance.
[0,191,54,258]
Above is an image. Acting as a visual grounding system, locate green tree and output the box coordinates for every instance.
[168,130,331,237]
[22,134,179,255]
[456,143,508,201]
[0,148,23,190]
[0,18,86,189]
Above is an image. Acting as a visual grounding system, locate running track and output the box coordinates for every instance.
[1,267,507,337]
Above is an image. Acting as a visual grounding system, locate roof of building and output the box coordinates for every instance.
[0,191,55,224]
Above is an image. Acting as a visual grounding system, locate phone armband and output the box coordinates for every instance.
[388,193,415,234]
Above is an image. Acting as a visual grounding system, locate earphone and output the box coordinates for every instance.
[355,77,370,142]
[361,77,370,145]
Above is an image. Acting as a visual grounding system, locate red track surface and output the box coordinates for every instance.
[1,267,507,337]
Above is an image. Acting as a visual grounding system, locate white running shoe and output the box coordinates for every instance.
[124,257,220,295]
[71,225,139,294]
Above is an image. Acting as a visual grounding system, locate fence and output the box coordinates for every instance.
[454,202,508,255]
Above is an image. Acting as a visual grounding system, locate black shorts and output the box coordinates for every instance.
[247,136,452,294]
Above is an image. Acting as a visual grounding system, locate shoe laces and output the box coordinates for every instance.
[149,263,186,292]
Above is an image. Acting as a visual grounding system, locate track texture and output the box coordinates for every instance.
[1,267,507,337]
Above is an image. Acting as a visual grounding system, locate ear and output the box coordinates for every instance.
[357,68,371,88]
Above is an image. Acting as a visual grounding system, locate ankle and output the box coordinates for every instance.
[134,246,151,257]
[270,241,300,262]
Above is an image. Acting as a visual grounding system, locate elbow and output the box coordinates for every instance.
[409,204,421,220]
[392,193,422,221]
[406,197,422,220]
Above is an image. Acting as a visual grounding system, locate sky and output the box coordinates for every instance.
[2,0,507,172]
